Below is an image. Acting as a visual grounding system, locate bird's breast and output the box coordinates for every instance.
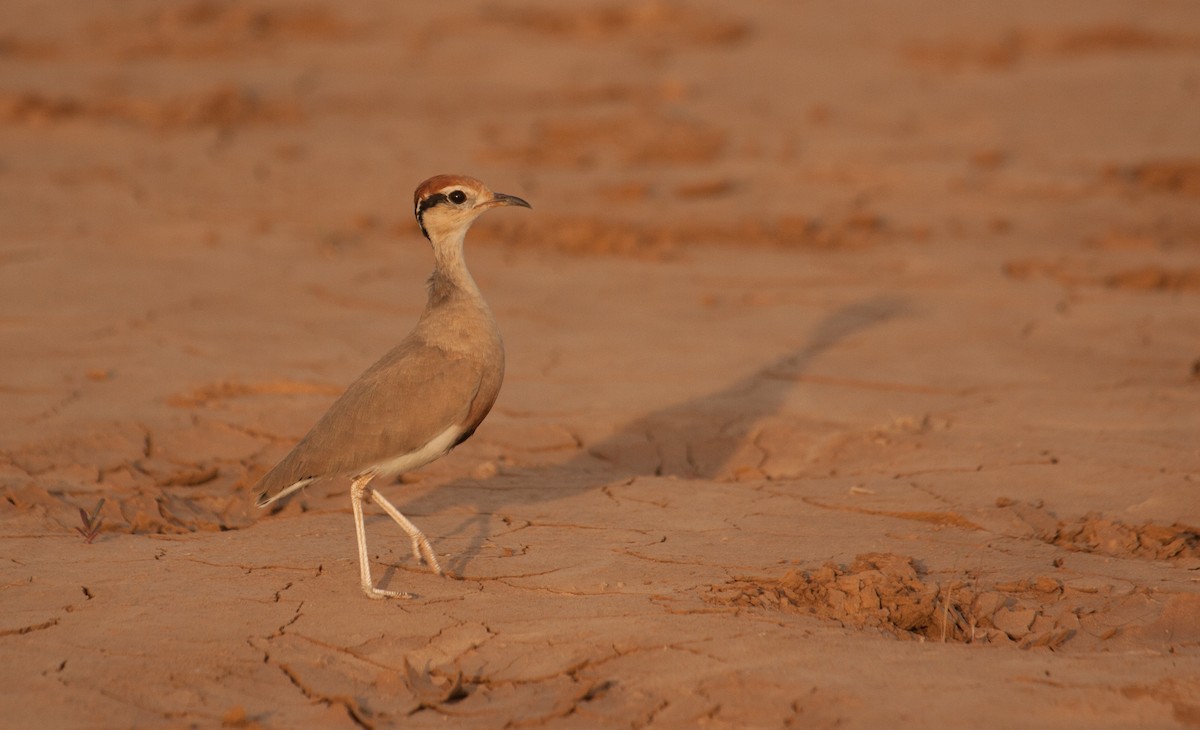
[419,299,502,357]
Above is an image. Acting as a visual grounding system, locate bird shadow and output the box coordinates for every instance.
[393,294,908,578]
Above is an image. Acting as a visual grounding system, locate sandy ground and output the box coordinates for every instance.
[3,1,1200,727]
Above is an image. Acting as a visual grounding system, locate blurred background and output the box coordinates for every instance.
[3,0,1196,257]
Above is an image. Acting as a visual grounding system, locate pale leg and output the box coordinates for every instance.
[368,487,444,576]
[350,474,411,599]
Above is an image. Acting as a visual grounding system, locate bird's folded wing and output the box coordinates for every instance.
[254,343,485,500]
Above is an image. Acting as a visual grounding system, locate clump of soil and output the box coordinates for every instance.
[711,553,1080,649]
[997,499,1200,561]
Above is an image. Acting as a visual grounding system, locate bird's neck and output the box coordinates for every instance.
[425,229,484,309]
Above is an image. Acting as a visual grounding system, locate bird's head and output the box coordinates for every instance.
[413,175,531,243]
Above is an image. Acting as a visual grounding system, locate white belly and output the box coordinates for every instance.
[366,423,463,479]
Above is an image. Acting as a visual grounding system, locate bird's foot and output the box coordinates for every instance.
[362,583,414,600]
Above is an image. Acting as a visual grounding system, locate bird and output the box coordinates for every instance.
[254,174,530,599]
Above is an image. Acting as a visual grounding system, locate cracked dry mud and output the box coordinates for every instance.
[3,0,1200,728]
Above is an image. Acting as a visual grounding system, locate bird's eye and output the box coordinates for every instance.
[448,190,467,204]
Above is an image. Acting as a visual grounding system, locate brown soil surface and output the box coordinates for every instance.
[2,1,1199,727]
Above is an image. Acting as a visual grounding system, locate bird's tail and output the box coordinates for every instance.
[255,477,315,508]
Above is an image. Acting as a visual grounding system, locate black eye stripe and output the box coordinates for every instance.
[415,189,472,240]
[416,192,448,217]
[415,192,447,239]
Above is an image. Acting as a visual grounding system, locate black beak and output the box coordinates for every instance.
[488,192,532,209]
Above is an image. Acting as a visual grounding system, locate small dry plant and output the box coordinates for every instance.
[75,499,105,543]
